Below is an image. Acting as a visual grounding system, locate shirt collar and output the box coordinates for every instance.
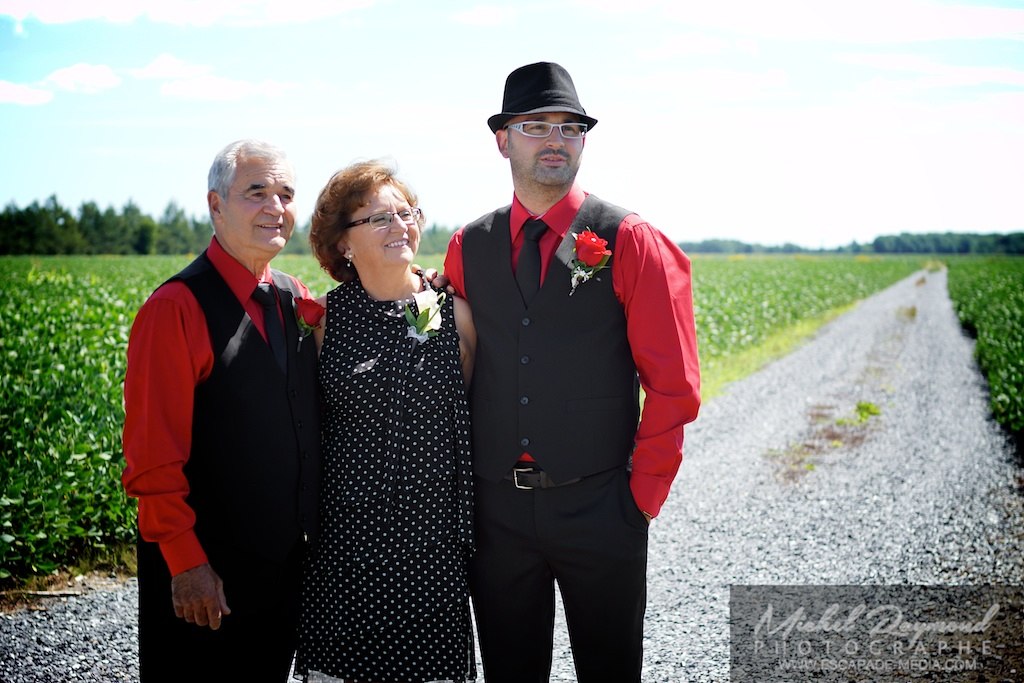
[510,184,588,241]
[206,236,275,303]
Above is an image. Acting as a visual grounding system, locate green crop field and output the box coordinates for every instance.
[8,252,1018,583]
[691,254,923,385]
[947,256,1024,434]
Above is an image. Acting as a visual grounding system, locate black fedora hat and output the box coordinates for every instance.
[487,62,598,134]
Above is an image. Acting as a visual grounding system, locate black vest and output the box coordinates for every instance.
[171,252,321,567]
[463,195,640,484]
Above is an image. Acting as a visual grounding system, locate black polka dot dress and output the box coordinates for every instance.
[295,277,476,682]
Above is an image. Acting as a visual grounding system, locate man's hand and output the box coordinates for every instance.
[171,563,231,630]
[412,265,454,295]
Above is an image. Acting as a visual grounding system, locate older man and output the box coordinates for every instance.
[122,139,320,681]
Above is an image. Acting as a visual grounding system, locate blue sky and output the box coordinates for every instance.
[1,0,1022,248]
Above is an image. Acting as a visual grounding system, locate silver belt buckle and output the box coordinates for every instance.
[512,467,535,490]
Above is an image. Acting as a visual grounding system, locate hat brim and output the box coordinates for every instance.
[488,107,598,134]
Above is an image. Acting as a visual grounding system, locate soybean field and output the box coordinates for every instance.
[947,256,1024,434]
[3,253,1021,584]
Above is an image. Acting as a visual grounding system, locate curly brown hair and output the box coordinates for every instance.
[309,160,421,282]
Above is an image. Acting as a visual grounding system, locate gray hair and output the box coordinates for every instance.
[207,139,291,218]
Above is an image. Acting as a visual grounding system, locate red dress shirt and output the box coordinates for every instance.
[121,237,311,576]
[444,184,701,518]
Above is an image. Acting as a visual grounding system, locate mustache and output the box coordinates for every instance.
[537,149,571,161]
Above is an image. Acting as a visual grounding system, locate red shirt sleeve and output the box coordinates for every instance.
[443,228,468,298]
[289,275,314,300]
[121,281,213,576]
[612,216,702,518]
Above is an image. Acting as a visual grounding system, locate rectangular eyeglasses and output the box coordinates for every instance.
[344,207,422,230]
[505,121,588,139]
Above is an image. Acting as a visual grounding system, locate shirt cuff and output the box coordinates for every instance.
[629,470,673,520]
[159,531,208,577]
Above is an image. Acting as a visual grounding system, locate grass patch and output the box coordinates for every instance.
[1,542,136,612]
[700,302,857,400]
[766,400,880,482]
[897,305,918,321]
[855,401,881,423]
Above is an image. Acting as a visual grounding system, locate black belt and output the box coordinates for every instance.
[504,463,582,490]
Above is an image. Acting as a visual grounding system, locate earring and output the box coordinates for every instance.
[345,254,353,268]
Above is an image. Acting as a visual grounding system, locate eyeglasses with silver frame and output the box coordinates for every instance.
[344,207,423,230]
[505,121,588,139]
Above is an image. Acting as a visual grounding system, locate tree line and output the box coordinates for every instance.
[680,232,1024,255]
[0,196,457,257]
[4,195,1021,257]
[862,232,1024,255]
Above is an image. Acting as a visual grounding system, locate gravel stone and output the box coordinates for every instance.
[2,269,1021,682]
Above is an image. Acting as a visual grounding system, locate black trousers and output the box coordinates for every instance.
[469,467,649,683]
[136,538,304,682]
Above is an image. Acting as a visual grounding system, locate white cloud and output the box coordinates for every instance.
[43,63,121,93]
[657,0,1024,43]
[130,53,211,80]
[582,79,1024,246]
[451,5,519,26]
[572,0,664,14]
[610,66,789,104]
[124,53,302,102]
[145,0,377,27]
[637,33,760,59]
[0,79,53,105]
[675,68,789,101]
[837,53,1024,89]
[0,0,140,24]
[159,74,298,101]
[1,0,375,27]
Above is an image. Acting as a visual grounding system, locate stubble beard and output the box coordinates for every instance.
[511,151,581,197]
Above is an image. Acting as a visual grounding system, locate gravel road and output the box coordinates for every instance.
[3,268,1022,682]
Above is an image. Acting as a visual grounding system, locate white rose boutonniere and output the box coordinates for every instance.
[405,288,446,344]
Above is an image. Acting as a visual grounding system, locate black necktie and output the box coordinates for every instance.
[252,283,287,372]
[516,218,548,305]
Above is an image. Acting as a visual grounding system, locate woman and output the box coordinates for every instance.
[294,160,476,683]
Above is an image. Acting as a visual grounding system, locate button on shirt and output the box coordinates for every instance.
[443,184,701,519]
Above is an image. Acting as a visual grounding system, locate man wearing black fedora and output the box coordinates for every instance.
[443,62,701,681]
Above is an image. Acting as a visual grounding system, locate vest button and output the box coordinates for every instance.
[520,355,530,364]
[520,437,530,447]
[519,396,529,405]
[522,317,531,326]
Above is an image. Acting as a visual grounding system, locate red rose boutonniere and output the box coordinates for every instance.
[294,297,325,351]
[569,229,612,296]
